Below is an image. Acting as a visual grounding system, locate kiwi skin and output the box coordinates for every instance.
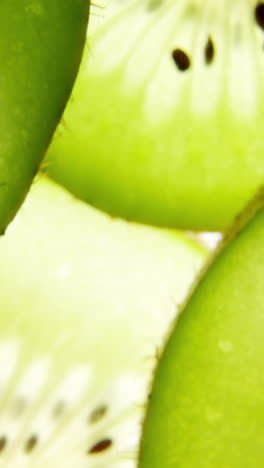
[46,0,264,232]
[0,176,206,464]
[0,0,89,233]
[139,191,264,468]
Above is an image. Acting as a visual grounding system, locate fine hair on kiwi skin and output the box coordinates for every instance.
[0,0,90,235]
[145,183,264,370]
[0,175,206,466]
[138,185,264,468]
[46,0,264,232]
[40,0,103,176]
[135,182,264,459]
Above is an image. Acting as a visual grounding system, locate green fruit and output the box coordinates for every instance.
[46,0,264,231]
[0,176,206,465]
[139,193,264,467]
[0,0,89,232]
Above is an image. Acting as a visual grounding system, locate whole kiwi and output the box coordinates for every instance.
[139,191,264,468]
[0,0,89,232]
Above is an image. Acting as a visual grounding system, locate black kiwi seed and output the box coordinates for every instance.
[0,436,7,452]
[172,48,191,71]
[88,438,113,454]
[204,36,215,64]
[255,2,264,30]
[24,434,38,453]
[89,404,108,423]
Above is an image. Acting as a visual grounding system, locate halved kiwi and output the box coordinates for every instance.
[139,191,264,467]
[0,176,206,465]
[46,0,264,232]
[0,0,89,233]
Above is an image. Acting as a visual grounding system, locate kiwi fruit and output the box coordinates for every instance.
[0,175,206,465]
[0,0,89,233]
[139,192,264,467]
[46,0,264,232]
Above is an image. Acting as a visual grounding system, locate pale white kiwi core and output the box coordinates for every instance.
[0,177,206,466]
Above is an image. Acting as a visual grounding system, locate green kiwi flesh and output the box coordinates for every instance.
[0,0,89,233]
[0,176,206,466]
[46,0,264,231]
[139,192,264,467]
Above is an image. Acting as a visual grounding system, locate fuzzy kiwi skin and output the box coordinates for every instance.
[0,0,89,233]
[139,195,264,467]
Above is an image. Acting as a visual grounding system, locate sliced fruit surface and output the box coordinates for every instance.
[46,0,264,231]
[0,176,206,466]
[0,0,89,232]
[139,196,264,467]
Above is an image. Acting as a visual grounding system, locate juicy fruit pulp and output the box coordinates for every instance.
[0,176,206,466]
[0,0,89,232]
[47,0,264,231]
[139,196,264,467]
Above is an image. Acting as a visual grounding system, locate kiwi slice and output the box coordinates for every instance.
[46,0,264,232]
[0,0,89,233]
[0,176,206,465]
[139,193,264,467]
